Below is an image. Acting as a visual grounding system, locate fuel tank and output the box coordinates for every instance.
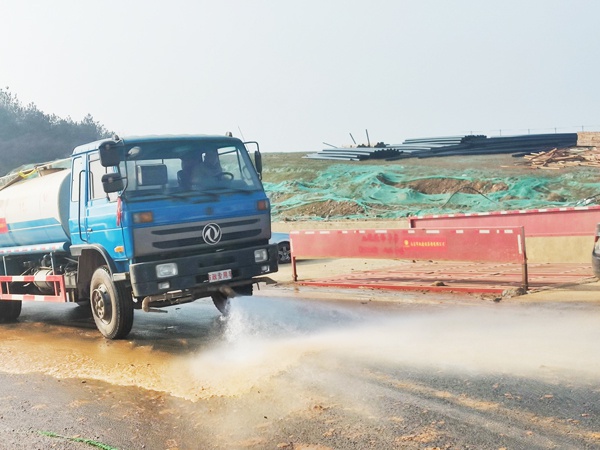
[0,170,71,247]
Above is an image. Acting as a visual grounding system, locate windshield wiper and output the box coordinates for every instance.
[201,186,257,195]
[173,190,220,202]
[124,191,219,202]
[124,192,171,201]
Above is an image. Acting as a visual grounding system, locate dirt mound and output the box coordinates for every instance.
[377,175,509,195]
[280,200,365,220]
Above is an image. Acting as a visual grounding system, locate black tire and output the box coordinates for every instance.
[90,266,134,339]
[211,292,231,315]
[0,300,21,322]
[277,241,291,264]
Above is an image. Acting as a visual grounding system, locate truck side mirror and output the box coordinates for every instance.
[254,150,262,178]
[102,173,124,193]
[99,142,121,167]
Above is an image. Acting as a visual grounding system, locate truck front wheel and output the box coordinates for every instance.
[90,267,134,339]
[0,300,21,322]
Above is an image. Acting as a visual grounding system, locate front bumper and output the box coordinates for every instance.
[129,244,278,298]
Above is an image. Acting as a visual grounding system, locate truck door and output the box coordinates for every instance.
[84,154,125,259]
[70,155,87,244]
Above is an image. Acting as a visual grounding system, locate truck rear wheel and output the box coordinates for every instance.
[0,300,22,322]
[90,267,134,339]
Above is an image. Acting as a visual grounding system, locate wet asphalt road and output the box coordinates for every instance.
[0,292,599,450]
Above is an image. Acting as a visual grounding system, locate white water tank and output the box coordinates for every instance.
[0,170,71,247]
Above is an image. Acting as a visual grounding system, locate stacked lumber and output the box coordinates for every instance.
[523,147,600,169]
[577,132,600,147]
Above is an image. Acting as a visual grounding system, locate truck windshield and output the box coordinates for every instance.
[117,139,262,200]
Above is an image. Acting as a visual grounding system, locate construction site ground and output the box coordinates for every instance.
[267,258,600,303]
[270,219,599,302]
[265,149,600,301]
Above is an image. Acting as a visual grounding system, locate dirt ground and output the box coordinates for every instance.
[2,293,600,450]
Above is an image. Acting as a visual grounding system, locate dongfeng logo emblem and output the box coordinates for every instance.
[202,223,222,245]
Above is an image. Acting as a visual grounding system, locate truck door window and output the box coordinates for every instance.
[218,146,256,187]
[71,156,84,202]
[89,155,118,201]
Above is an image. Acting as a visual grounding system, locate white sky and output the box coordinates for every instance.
[1,0,599,152]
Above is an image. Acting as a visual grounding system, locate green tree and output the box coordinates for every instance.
[0,88,111,175]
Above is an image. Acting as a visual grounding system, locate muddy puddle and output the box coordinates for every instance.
[0,297,599,402]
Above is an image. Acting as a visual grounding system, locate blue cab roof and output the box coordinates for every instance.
[71,135,243,156]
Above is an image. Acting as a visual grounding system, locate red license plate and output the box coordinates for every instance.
[208,269,232,282]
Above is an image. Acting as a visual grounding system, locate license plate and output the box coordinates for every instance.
[208,269,232,282]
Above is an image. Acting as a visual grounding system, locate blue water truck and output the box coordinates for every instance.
[0,135,278,338]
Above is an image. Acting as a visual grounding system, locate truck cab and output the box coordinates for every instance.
[0,135,278,339]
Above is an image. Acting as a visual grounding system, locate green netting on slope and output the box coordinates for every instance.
[263,164,600,220]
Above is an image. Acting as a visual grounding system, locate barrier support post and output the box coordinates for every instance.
[292,256,298,282]
[519,227,528,291]
[522,262,529,291]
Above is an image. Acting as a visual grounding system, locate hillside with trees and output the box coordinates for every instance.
[0,88,111,175]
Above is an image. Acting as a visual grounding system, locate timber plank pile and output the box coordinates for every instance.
[523,147,600,169]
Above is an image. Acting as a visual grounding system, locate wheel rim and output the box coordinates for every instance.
[91,285,111,324]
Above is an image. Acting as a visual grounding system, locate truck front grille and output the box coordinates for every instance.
[132,215,270,257]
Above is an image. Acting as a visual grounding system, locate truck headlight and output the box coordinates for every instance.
[254,249,268,263]
[133,211,154,223]
[156,263,178,278]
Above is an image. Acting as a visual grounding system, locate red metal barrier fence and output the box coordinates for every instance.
[409,205,600,237]
[290,227,528,288]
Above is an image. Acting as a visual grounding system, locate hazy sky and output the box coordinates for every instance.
[1,0,599,152]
